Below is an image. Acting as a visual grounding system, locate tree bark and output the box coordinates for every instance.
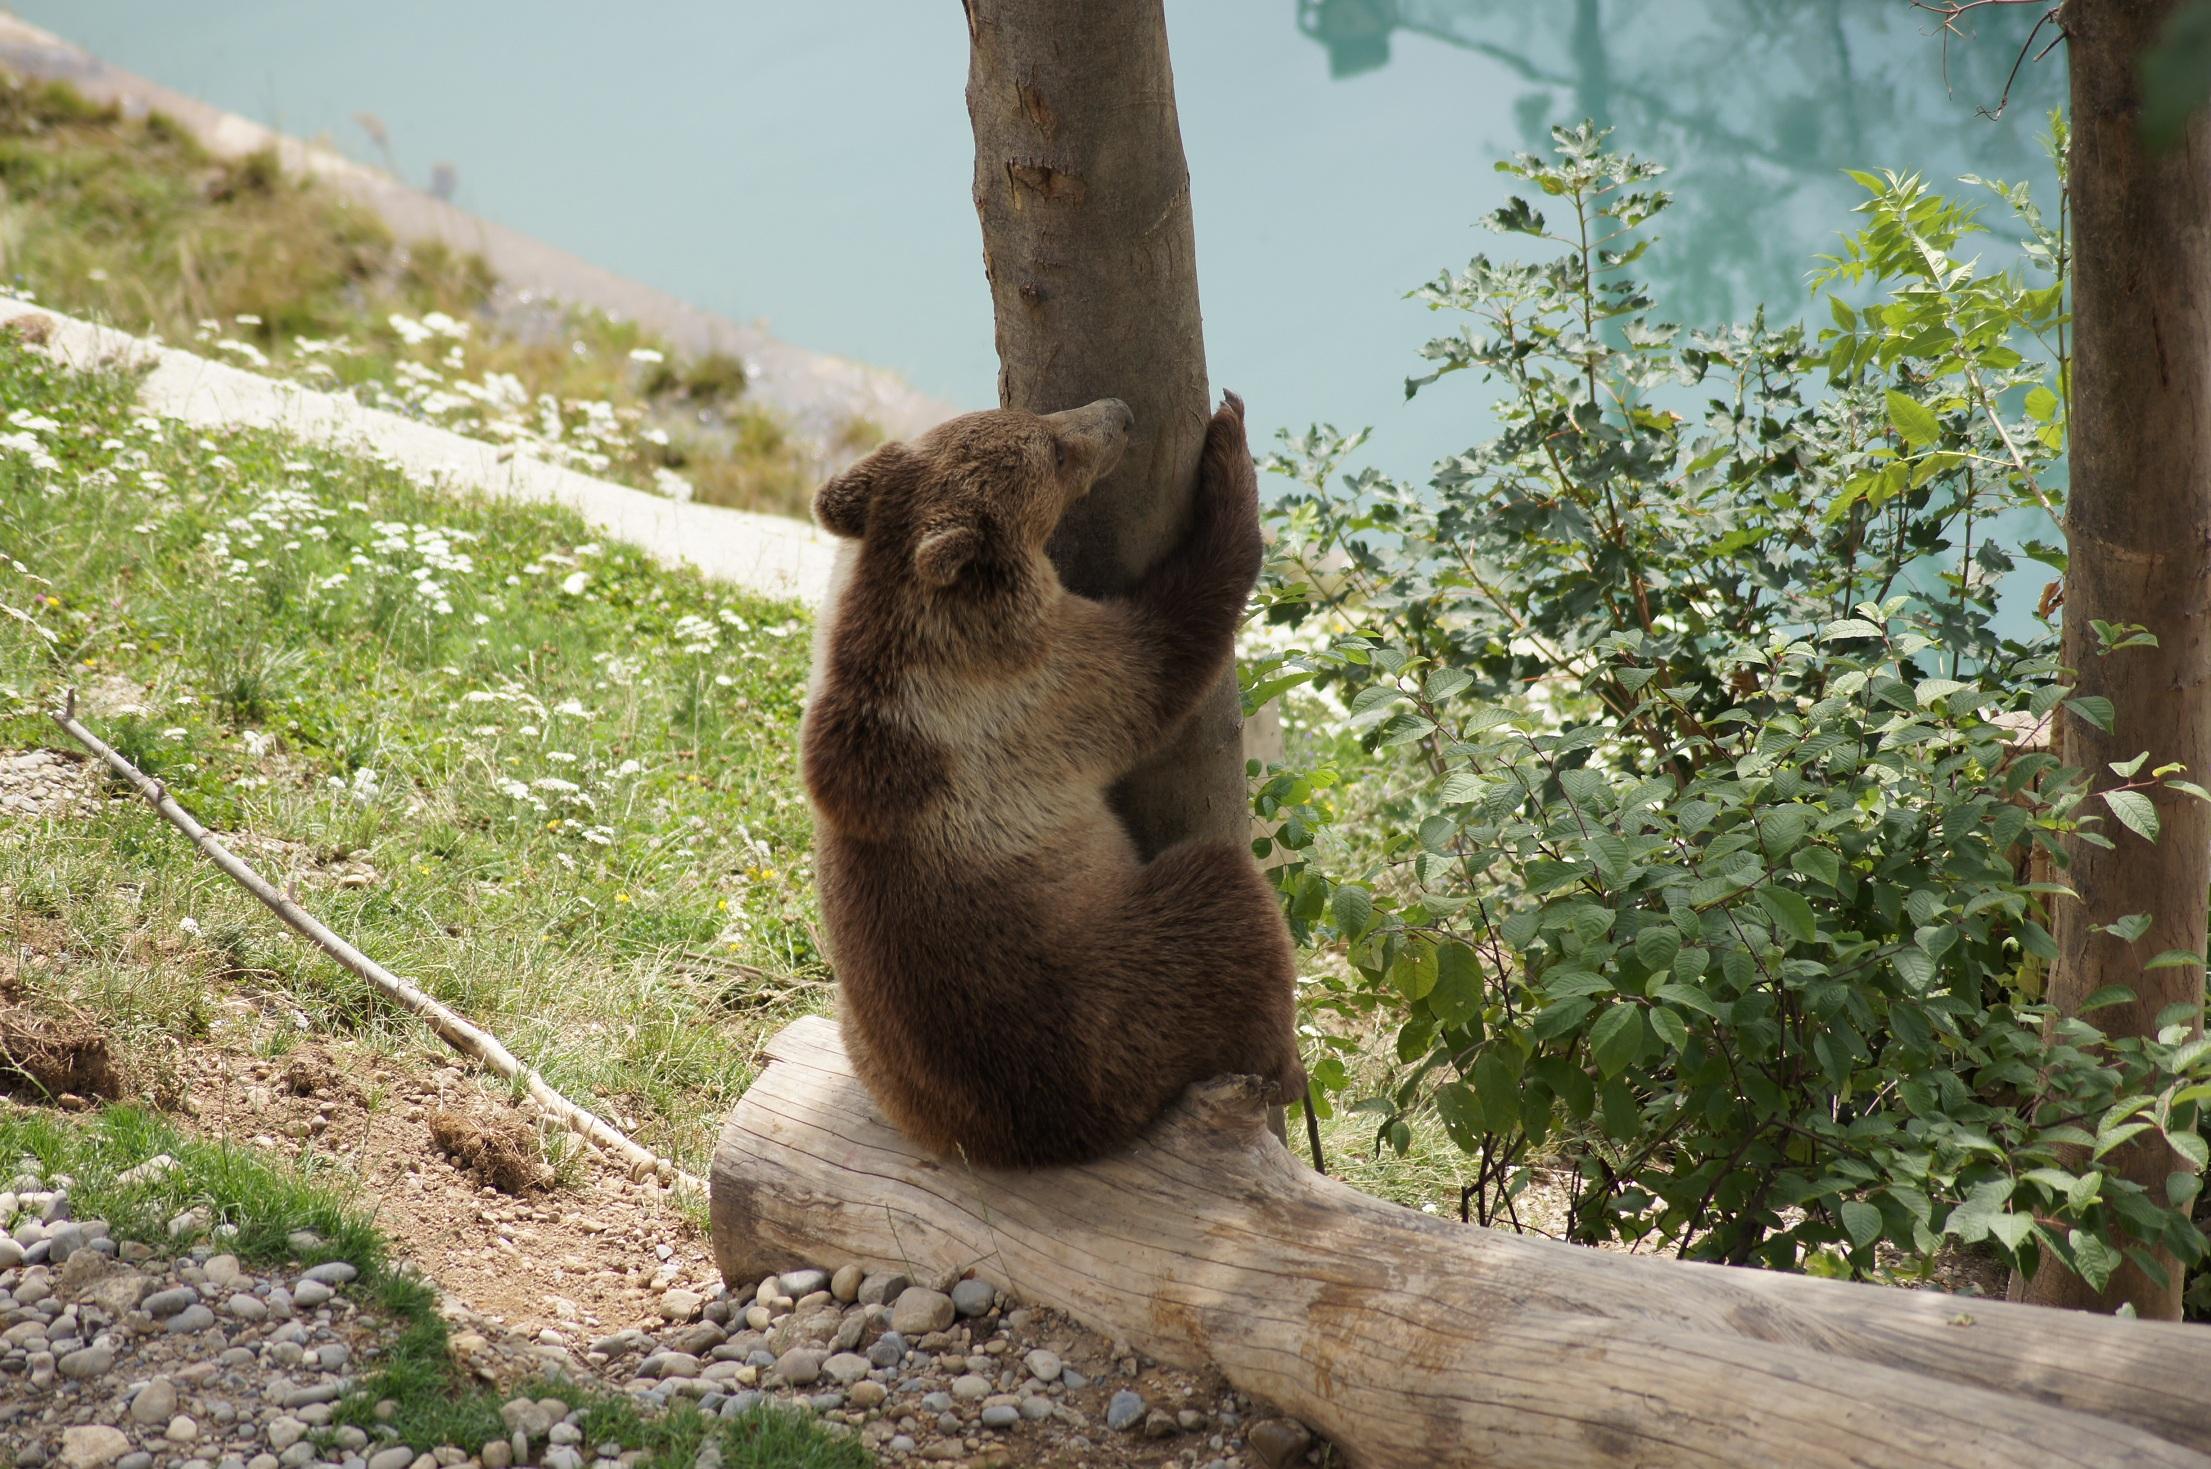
[712,1018,2211,1469]
[963,0,1247,857]
[2030,0,2211,1319]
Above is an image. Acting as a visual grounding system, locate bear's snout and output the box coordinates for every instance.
[1043,398,1134,495]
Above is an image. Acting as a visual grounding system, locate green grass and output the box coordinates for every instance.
[0,73,824,516]
[0,333,823,1172]
[0,1106,869,1468]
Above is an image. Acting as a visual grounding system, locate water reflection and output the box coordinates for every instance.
[1296,0,2063,324]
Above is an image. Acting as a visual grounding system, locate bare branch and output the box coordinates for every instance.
[50,700,704,1199]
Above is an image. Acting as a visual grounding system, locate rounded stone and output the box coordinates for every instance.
[777,1269,829,1298]
[773,1347,825,1386]
[58,1427,130,1469]
[163,1417,199,1444]
[980,1404,1019,1430]
[829,1264,862,1303]
[57,1344,114,1378]
[142,1286,198,1318]
[266,1419,306,1451]
[1248,1416,1314,1469]
[130,1377,179,1426]
[167,1303,216,1333]
[292,1279,333,1309]
[366,1447,416,1469]
[1106,1390,1147,1432]
[1022,1348,1062,1383]
[888,1287,955,1337]
[855,1271,910,1307]
[1020,1395,1052,1421]
[227,1292,268,1321]
[950,1373,991,1402]
[949,1279,994,1318]
[846,1381,886,1410]
[822,1352,871,1386]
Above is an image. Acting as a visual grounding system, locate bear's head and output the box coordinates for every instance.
[813,398,1132,589]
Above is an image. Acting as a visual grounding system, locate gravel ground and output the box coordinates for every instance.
[1,1160,1327,1469]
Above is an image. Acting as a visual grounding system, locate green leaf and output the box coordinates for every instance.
[1790,847,1841,888]
[1332,884,1374,939]
[1885,389,1942,447]
[2102,912,2154,944]
[1472,1049,1521,1136]
[1634,925,1682,973]
[1428,942,1485,1028]
[2068,696,2115,733]
[1588,1003,1646,1078]
[1839,1199,1883,1249]
[2103,789,2161,842]
[2145,949,2204,972]
[1392,938,1440,1002]
[2069,1229,2123,1293]
[1892,946,1937,993]
[1434,1081,1484,1146]
[1648,1006,1688,1051]
[1757,886,1817,947]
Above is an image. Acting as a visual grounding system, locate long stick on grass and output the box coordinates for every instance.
[51,693,706,1200]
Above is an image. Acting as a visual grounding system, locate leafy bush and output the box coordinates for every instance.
[1252,124,2210,1297]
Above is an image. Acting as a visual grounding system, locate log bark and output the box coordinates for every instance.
[963,0,1247,858]
[2032,0,2211,1318]
[713,1017,2211,1469]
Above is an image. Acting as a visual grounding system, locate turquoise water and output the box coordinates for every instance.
[20,1,2062,479]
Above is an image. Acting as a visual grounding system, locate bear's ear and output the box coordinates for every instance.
[914,522,982,589]
[814,442,913,538]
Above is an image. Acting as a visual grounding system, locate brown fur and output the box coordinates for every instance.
[801,393,1306,1168]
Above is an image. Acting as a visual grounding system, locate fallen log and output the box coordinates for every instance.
[713,1016,2211,1469]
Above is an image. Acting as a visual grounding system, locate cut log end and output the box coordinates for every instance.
[713,1016,2211,1469]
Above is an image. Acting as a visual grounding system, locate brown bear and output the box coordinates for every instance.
[800,391,1309,1168]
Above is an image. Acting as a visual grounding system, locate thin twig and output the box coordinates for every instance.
[50,691,705,1199]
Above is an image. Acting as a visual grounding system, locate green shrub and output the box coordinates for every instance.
[1253,124,2210,1298]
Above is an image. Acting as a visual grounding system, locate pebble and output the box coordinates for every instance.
[226,1292,268,1321]
[889,1287,955,1336]
[950,1278,995,1318]
[1107,1389,1148,1431]
[366,1449,416,1469]
[57,1344,114,1378]
[846,1381,886,1410]
[950,1373,991,1402]
[822,1351,871,1385]
[299,1261,357,1286]
[829,1263,862,1303]
[1023,1347,1062,1382]
[129,1377,178,1425]
[142,1286,198,1317]
[658,1288,703,1322]
[980,1403,1020,1429]
[163,1416,198,1443]
[777,1268,829,1298]
[773,1347,825,1386]
[59,1426,130,1469]
[167,1303,217,1334]
[855,1271,910,1307]
[293,1278,333,1309]
[1249,1416,1314,1469]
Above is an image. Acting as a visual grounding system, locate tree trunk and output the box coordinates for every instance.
[712,1018,2211,1469]
[2030,0,2211,1319]
[963,0,1247,857]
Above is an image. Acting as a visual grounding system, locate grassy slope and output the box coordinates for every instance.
[0,1106,869,1466]
[0,73,841,516]
[0,332,823,1172]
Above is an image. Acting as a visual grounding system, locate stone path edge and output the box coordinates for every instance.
[2,297,835,608]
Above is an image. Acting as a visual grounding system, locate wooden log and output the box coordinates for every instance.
[713,1017,2211,1469]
